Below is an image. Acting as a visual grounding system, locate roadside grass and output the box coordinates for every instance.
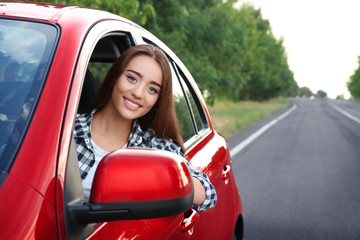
[207,98,292,137]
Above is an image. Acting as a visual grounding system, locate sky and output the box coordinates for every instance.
[237,0,360,99]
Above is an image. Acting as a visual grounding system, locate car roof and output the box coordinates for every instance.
[0,2,77,22]
[0,2,131,25]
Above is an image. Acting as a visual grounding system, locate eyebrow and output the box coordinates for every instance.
[127,69,162,88]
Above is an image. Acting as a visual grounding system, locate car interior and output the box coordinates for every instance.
[78,33,134,114]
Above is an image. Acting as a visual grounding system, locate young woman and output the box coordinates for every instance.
[73,45,216,212]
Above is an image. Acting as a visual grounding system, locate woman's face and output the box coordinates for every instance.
[109,55,163,121]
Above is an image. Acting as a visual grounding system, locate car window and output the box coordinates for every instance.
[171,67,196,142]
[141,38,198,142]
[174,64,208,133]
[78,33,134,113]
[0,19,58,178]
[88,34,133,82]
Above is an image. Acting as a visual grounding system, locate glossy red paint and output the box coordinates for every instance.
[1,2,69,22]
[0,173,58,239]
[90,149,193,202]
[0,2,243,239]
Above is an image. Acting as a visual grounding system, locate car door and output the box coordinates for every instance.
[59,20,191,240]
[59,18,239,239]
[170,61,239,240]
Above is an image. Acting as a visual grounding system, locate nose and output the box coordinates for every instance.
[131,82,146,99]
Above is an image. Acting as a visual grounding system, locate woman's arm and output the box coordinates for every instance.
[192,177,206,205]
[128,128,217,212]
[182,160,217,212]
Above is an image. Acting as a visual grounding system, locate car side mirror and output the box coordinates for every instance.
[69,148,194,224]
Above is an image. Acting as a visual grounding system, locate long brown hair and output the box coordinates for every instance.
[95,45,185,153]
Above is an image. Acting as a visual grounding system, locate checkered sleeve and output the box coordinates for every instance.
[183,160,217,212]
[152,138,217,211]
[129,122,217,212]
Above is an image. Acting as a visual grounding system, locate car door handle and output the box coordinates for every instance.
[181,208,200,233]
[221,165,231,180]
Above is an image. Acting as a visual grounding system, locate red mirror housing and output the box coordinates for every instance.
[86,148,194,220]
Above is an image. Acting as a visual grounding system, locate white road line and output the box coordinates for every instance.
[332,105,360,124]
[230,104,298,158]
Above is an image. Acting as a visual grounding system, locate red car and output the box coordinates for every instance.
[0,2,243,239]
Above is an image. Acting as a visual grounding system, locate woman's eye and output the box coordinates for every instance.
[148,87,159,94]
[126,75,137,83]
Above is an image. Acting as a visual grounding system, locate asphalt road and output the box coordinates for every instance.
[228,98,360,240]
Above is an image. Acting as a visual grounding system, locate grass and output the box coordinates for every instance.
[207,98,292,137]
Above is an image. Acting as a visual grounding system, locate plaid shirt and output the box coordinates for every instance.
[73,110,216,212]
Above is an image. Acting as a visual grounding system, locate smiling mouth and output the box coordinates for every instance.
[125,98,140,108]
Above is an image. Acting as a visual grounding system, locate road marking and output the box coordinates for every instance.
[230,104,298,158]
[332,105,360,124]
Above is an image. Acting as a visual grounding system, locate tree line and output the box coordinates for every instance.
[348,56,360,100]
[38,0,301,103]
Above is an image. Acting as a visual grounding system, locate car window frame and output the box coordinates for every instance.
[171,61,199,133]
[170,61,211,150]
[170,63,196,142]
[171,61,209,130]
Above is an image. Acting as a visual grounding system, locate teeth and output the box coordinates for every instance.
[125,99,140,108]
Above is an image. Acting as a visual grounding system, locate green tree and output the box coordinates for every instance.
[348,56,360,100]
[236,6,296,101]
[299,87,313,97]
[35,0,299,102]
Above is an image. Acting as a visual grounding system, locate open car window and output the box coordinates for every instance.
[78,33,134,114]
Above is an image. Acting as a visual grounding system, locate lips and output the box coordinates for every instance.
[124,97,141,110]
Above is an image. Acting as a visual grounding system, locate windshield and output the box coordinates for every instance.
[0,19,58,179]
